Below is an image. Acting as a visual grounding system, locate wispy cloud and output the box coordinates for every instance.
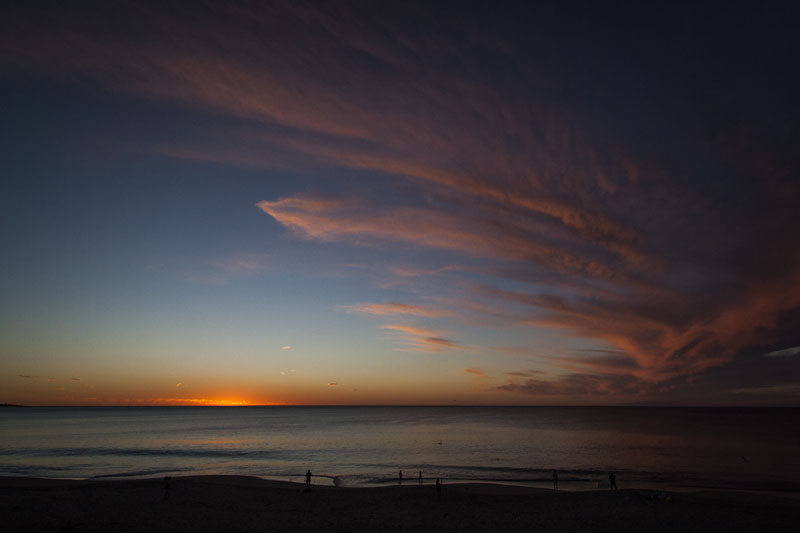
[147,252,270,285]
[484,276,800,382]
[256,195,635,282]
[554,350,642,374]
[210,253,270,275]
[504,370,543,377]
[728,384,800,396]
[463,367,490,378]
[380,324,460,352]
[341,301,450,318]
[498,373,644,399]
[763,346,800,358]
[388,265,465,278]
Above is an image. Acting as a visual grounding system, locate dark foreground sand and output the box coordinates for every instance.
[2,476,798,532]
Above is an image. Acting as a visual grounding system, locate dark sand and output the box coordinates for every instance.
[2,475,798,532]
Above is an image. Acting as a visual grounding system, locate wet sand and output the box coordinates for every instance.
[1,475,798,532]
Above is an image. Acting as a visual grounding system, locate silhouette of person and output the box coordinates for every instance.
[163,476,171,500]
[399,470,403,484]
[552,470,558,490]
[419,471,423,485]
[609,473,617,490]
[305,469,312,488]
[435,478,442,498]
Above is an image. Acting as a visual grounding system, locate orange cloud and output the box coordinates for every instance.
[463,367,490,378]
[342,302,450,318]
[256,195,638,284]
[380,324,460,352]
[483,262,800,384]
[389,265,465,277]
[4,3,653,272]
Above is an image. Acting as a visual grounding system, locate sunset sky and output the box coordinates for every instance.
[2,1,799,406]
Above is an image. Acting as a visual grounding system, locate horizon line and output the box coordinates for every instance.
[3,403,799,408]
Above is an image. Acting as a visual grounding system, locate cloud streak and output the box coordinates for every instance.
[763,347,800,358]
[341,302,450,318]
[380,324,460,352]
[463,367,490,378]
[146,253,270,285]
[498,373,644,399]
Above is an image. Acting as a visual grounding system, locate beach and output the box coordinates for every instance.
[2,475,798,532]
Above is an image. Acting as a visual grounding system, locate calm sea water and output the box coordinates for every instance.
[1,406,798,492]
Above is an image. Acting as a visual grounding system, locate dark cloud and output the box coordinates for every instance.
[504,371,543,377]
[498,373,642,398]
[558,350,642,372]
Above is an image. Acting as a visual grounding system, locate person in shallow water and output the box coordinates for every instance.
[305,470,312,488]
[609,473,617,490]
[399,470,403,484]
[552,470,558,490]
[419,471,422,485]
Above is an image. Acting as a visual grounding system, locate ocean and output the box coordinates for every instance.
[1,406,798,492]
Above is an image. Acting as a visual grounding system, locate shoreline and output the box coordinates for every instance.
[2,475,798,532]
[4,472,797,498]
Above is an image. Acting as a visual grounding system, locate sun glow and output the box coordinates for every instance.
[204,399,252,406]
[150,398,256,406]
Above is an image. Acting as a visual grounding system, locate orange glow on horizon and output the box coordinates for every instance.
[143,397,285,406]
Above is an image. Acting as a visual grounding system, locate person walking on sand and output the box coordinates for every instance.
[305,469,312,488]
[552,470,558,491]
[609,472,617,490]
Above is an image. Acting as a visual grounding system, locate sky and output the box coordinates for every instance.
[1,1,799,406]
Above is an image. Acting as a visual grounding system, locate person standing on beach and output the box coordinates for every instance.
[399,470,403,484]
[609,473,617,490]
[419,471,422,486]
[305,469,312,488]
[552,470,558,490]
[435,478,442,499]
